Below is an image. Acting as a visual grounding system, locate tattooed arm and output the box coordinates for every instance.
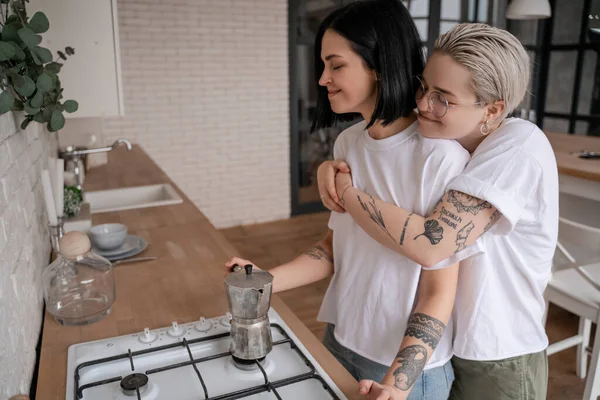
[358,265,459,399]
[226,230,334,293]
[267,229,335,293]
[335,172,500,269]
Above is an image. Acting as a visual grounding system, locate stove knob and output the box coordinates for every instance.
[139,327,158,343]
[167,321,186,337]
[220,312,232,328]
[195,317,211,332]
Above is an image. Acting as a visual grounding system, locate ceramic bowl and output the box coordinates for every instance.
[88,223,128,250]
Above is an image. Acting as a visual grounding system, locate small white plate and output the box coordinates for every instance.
[93,235,148,261]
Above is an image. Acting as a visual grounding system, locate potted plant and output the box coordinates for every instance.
[0,0,78,131]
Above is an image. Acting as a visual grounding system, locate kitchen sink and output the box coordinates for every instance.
[84,183,183,214]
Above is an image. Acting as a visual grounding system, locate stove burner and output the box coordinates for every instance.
[231,355,266,371]
[120,373,149,396]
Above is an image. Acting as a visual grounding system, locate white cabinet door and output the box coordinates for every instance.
[27,0,124,118]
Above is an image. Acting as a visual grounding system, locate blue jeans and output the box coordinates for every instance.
[323,324,454,400]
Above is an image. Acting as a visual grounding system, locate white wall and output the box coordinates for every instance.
[0,112,57,397]
[101,0,291,228]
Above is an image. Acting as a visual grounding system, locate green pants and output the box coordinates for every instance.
[449,351,548,400]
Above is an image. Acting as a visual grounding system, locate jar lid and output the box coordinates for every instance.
[59,231,91,258]
[224,264,273,289]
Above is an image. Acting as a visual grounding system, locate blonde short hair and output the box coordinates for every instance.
[434,23,530,120]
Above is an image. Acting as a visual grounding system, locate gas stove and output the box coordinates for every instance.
[66,308,346,399]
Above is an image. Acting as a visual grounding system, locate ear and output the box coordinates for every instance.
[484,100,505,126]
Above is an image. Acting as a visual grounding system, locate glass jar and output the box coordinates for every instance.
[42,231,116,326]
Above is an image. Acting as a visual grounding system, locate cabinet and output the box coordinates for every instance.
[27,0,124,118]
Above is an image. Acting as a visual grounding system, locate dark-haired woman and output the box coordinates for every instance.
[227,1,469,398]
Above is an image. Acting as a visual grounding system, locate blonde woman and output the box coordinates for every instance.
[318,23,558,400]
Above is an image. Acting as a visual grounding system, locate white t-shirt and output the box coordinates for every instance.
[318,120,470,368]
[447,118,559,361]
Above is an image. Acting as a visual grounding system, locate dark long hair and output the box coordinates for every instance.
[311,0,425,132]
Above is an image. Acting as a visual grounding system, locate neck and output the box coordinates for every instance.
[363,111,417,140]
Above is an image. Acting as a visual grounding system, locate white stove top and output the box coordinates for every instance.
[66,308,347,400]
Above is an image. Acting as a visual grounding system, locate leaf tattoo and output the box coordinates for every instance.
[414,220,444,245]
[393,345,428,391]
[455,221,475,253]
[447,190,492,215]
[357,194,395,242]
[305,244,333,264]
[484,210,501,232]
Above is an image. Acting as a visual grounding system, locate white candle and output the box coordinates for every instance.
[55,159,64,217]
[41,169,58,226]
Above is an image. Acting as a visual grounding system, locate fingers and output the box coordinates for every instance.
[358,380,374,395]
[224,257,255,272]
[317,161,346,212]
[333,160,350,173]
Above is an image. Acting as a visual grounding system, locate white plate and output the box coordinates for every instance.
[93,235,147,260]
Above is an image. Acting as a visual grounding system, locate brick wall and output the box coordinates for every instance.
[102,0,291,228]
[0,111,58,397]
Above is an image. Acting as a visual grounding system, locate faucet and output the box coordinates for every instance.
[60,138,132,193]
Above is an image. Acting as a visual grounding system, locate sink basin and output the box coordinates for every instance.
[84,184,183,214]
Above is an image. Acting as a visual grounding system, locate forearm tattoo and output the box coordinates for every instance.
[484,210,501,232]
[357,194,395,242]
[404,313,446,350]
[414,220,444,245]
[438,206,463,229]
[447,190,492,215]
[399,213,414,245]
[393,345,428,391]
[305,244,333,264]
[455,221,474,253]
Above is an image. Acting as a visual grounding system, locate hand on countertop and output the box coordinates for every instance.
[224,257,262,276]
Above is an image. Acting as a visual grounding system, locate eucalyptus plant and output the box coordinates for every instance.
[0,0,78,131]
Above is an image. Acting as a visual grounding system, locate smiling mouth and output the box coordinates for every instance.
[328,90,341,98]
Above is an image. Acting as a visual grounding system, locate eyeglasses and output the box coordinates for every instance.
[415,76,482,118]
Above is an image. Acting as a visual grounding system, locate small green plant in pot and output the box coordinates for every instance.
[0,0,78,131]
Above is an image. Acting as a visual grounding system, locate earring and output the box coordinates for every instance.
[480,120,491,135]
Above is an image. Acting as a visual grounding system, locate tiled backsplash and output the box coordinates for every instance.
[0,111,57,397]
[102,0,291,228]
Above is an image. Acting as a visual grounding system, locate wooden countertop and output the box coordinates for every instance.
[35,145,358,399]
[545,131,600,182]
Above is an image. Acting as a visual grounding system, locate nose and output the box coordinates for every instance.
[415,94,431,113]
[319,68,331,86]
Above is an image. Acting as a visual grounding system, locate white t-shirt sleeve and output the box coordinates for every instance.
[327,133,348,231]
[447,146,542,235]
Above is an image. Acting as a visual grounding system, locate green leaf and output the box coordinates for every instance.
[50,109,64,130]
[33,111,45,123]
[2,22,22,43]
[36,72,52,92]
[32,46,52,64]
[18,27,42,48]
[13,75,35,97]
[6,15,18,24]
[29,48,40,65]
[28,12,49,34]
[63,100,78,113]
[9,62,25,73]
[30,90,43,108]
[24,100,39,115]
[8,42,25,60]
[20,117,31,130]
[0,90,15,114]
[45,62,62,74]
[0,41,15,61]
